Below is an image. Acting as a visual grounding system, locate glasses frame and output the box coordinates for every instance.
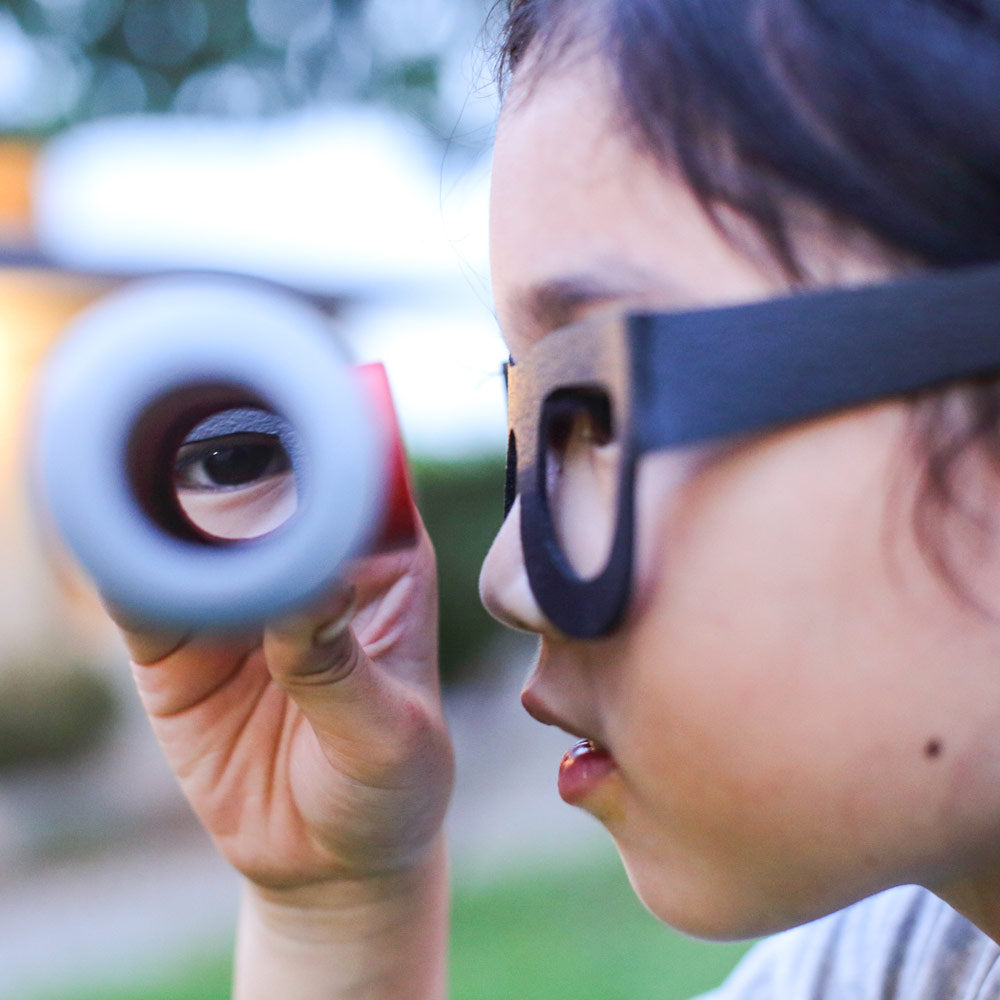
[504,261,1000,639]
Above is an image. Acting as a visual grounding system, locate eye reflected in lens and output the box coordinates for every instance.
[543,389,619,579]
[173,410,298,541]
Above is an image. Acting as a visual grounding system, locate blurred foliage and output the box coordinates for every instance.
[411,453,507,686]
[0,0,495,139]
[28,854,754,1000]
[0,658,118,771]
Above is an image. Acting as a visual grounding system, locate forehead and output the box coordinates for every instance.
[488,56,779,360]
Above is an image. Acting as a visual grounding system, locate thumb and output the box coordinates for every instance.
[266,584,363,684]
[262,586,424,764]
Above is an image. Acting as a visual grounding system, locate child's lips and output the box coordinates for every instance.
[558,738,617,805]
[521,685,619,807]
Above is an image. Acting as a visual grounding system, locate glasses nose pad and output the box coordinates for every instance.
[479,495,548,634]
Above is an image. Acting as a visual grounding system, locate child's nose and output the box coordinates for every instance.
[479,497,548,634]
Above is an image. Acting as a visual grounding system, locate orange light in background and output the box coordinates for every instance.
[0,141,35,244]
[0,269,110,510]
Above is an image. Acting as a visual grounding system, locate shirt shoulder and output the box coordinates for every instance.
[695,886,1000,1000]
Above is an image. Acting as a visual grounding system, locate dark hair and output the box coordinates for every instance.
[493,0,1000,601]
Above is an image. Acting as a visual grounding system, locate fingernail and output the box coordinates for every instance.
[312,587,358,648]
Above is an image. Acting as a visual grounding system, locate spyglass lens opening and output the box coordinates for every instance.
[542,387,619,580]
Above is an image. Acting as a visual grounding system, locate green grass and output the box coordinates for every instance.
[28,856,752,1000]
[450,858,752,1000]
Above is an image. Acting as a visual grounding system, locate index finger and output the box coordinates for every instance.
[102,596,193,666]
[105,597,263,718]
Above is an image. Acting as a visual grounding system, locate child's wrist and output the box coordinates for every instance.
[244,853,442,942]
[235,837,449,999]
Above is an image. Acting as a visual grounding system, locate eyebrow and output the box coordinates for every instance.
[509,265,687,338]
[520,276,625,332]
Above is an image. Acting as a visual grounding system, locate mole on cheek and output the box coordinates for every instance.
[924,738,943,759]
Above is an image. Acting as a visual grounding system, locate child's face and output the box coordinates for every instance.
[482,54,1000,939]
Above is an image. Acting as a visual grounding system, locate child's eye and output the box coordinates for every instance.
[542,389,619,578]
[173,433,291,492]
[544,389,615,482]
[172,432,298,541]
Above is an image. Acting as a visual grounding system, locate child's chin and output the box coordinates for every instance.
[619,855,836,943]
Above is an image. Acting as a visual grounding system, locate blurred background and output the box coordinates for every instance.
[0,2,751,997]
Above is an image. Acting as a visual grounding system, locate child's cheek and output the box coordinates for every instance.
[627,450,708,622]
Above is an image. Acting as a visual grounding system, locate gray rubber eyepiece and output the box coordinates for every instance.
[32,275,386,629]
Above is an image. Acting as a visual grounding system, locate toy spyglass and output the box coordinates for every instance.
[33,276,414,629]
[505,261,1000,639]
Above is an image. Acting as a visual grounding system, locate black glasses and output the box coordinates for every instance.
[504,261,1000,638]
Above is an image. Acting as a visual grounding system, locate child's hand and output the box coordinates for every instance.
[116,517,453,898]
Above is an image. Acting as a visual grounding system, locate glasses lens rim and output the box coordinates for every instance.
[504,313,636,637]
